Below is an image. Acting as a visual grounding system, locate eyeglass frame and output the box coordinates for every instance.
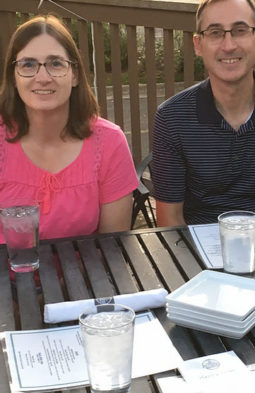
[12,58,78,78]
[199,24,255,41]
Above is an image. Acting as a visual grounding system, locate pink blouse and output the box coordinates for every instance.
[0,117,138,242]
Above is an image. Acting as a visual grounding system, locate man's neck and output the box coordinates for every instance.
[210,74,255,131]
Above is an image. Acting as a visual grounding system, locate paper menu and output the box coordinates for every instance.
[157,373,255,393]
[158,351,255,393]
[188,224,223,269]
[1,311,183,392]
[178,351,247,382]
[2,325,87,392]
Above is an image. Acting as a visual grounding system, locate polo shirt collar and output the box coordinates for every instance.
[197,76,255,125]
[197,78,222,124]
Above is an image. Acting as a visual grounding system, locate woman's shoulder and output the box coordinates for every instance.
[91,116,123,137]
[0,115,7,135]
[0,115,17,140]
[0,116,10,145]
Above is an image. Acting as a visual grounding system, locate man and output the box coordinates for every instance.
[152,0,255,226]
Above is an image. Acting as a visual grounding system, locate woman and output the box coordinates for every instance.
[0,15,138,242]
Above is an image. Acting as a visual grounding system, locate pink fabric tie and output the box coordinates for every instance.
[36,173,61,214]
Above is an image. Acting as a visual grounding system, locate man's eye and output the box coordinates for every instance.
[235,27,247,33]
[209,29,222,36]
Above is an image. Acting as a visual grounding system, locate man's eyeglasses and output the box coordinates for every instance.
[199,24,255,43]
[12,58,77,77]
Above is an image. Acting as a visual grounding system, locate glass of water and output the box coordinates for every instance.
[0,198,40,273]
[79,303,135,393]
[218,211,255,275]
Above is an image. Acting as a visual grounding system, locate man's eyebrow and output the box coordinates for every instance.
[204,21,250,30]
[233,20,252,26]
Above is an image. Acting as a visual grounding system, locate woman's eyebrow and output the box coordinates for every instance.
[46,55,67,60]
[16,57,37,61]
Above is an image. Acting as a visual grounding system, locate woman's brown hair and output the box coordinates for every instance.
[0,14,99,141]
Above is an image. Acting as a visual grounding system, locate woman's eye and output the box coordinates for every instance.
[51,60,64,68]
[22,61,36,68]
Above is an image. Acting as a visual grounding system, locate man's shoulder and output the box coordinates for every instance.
[158,79,208,112]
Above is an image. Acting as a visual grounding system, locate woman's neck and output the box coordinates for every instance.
[25,107,69,144]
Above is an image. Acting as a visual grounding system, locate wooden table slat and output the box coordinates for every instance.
[120,234,163,291]
[140,232,186,292]
[161,231,203,279]
[39,244,65,305]
[77,239,115,298]
[0,248,15,331]
[181,228,206,269]
[56,241,90,300]
[15,272,42,329]
[98,237,138,294]
[131,376,154,393]
[154,308,199,361]
[222,335,255,365]
[0,346,11,393]
[188,329,226,356]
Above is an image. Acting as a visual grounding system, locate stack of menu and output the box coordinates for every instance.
[166,270,255,338]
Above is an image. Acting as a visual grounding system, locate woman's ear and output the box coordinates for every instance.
[72,68,78,87]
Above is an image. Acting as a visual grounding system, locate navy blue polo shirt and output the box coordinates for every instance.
[152,78,255,224]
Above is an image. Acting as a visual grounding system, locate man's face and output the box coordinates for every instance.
[193,0,255,84]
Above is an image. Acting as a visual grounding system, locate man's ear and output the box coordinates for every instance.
[193,34,202,57]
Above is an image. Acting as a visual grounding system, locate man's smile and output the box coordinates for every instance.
[219,57,241,63]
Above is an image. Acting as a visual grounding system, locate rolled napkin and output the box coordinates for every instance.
[44,288,168,323]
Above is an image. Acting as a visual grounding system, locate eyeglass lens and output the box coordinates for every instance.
[202,24,254,41]
[15,58,71,77]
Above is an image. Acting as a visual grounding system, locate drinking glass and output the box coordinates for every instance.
[0,198,40,273]
[218,210,255,274]
[79,303,135,393]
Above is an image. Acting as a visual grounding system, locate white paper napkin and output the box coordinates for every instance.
[44,288,168,323]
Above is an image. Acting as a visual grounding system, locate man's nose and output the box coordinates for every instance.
[221,31,238,50]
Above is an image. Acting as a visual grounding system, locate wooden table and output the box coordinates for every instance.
[1,226,255,393]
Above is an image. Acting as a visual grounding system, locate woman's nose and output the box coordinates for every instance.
[34,64,52,81]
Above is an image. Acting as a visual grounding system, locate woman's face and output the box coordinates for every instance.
[14,33,78,116]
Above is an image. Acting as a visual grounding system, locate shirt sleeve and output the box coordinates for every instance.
[152,104,186,203]
[98,126,139,205]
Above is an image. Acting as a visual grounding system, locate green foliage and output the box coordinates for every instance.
[135,29,205,84]
[103,23,128,72]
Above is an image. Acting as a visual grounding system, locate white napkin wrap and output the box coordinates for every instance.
[44,288,168,323]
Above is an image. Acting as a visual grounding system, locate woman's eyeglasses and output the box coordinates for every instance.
[12,58,77,77]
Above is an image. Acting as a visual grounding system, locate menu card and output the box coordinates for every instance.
[158,351,255,393]
[188,224,223,269]
[1,311,183,392]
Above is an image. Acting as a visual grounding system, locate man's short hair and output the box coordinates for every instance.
[196,0,255,33]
